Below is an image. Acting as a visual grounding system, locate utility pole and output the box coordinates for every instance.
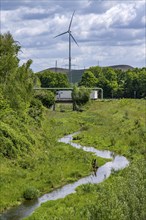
[144,97,146,132]
[55,60,57,72]
[134,90,136,99]
[69,32,71,82]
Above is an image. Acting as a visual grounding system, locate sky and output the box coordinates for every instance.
[1,0,146,72]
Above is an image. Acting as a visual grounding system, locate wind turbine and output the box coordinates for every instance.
[54,11,79,83]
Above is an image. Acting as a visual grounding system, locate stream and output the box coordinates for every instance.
[0,132,129,220]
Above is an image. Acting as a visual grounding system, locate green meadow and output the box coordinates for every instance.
[24,99,146,220]
[1,99,145,219]
[0,102,107,212]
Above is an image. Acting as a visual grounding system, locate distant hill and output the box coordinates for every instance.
[36,65,134,83]
[36,67,85,83]
[108,65,134,71]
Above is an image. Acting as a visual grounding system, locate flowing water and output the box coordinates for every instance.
[0,132,129,220]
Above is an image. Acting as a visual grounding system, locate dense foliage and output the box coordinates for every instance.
[0,32,70,157]
[0,32,35,159]
[34,90,55,108]
[79,66,146,98]
[36,70,70,88]
[0,32,34,114]
[72,85,91,110]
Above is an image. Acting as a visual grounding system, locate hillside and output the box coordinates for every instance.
[36,65,134,83]
[108,64,134,71]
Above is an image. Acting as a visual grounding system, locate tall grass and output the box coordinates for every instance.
[24,99,146,220]
[0,105,107,212]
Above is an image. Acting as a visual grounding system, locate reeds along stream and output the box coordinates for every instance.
[0,132,129,220]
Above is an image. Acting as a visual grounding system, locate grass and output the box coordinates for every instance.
[0,99,146,220]
[25,158,146,220]
[24,99,146,220]
[73,99,146,158]
[0,104,107,212]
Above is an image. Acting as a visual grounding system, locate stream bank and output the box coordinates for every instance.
[0,132,129,220]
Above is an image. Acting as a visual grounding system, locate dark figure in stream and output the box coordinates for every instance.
[92,159,98,176]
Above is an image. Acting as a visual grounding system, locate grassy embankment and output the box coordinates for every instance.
[0,103,107,213]
[24,99,146,220]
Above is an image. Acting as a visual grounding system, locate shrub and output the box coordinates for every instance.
[0,122,33,158]
[110,137,116,146]
[79,183,93,193]
[72,85,91,111]
[23,187,39,200]
[70,171,82,178]
[34,90,55,108]
[28,98,43,122]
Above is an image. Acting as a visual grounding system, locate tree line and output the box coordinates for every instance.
[36,60,146,100]
[79,66,146,98]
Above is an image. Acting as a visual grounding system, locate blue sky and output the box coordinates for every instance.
[1,0,145,72]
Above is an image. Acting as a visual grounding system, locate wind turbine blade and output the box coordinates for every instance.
[70,33,79,47]
[54,31,68,38]
[68,10,75,31]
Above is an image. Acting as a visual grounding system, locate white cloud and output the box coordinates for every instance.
[141,15,146,25]
[1,0,145,72]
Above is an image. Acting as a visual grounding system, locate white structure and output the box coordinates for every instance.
[56,90,98,101]
[56,90,72,100]
[90,90,98,100]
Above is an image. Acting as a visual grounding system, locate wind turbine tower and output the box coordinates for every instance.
[54,11,78,83]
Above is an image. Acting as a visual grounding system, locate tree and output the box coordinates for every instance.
[0,32,34,114]
[72,85,91,111]
[37,71,70,88]
[0,32,20,85]
[136,68,146,98]
[79,70,97,87]
[80,66,146,99]
[89,66,102,78]
[116,70,125,98]
[123,70,137,98]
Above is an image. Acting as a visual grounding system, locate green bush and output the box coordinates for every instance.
[34,90,55,108]
[28,98,43,122]
[0,122,33,158]
[79,183,93,193]
[23,187,39,200]
[72,85,90,111]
